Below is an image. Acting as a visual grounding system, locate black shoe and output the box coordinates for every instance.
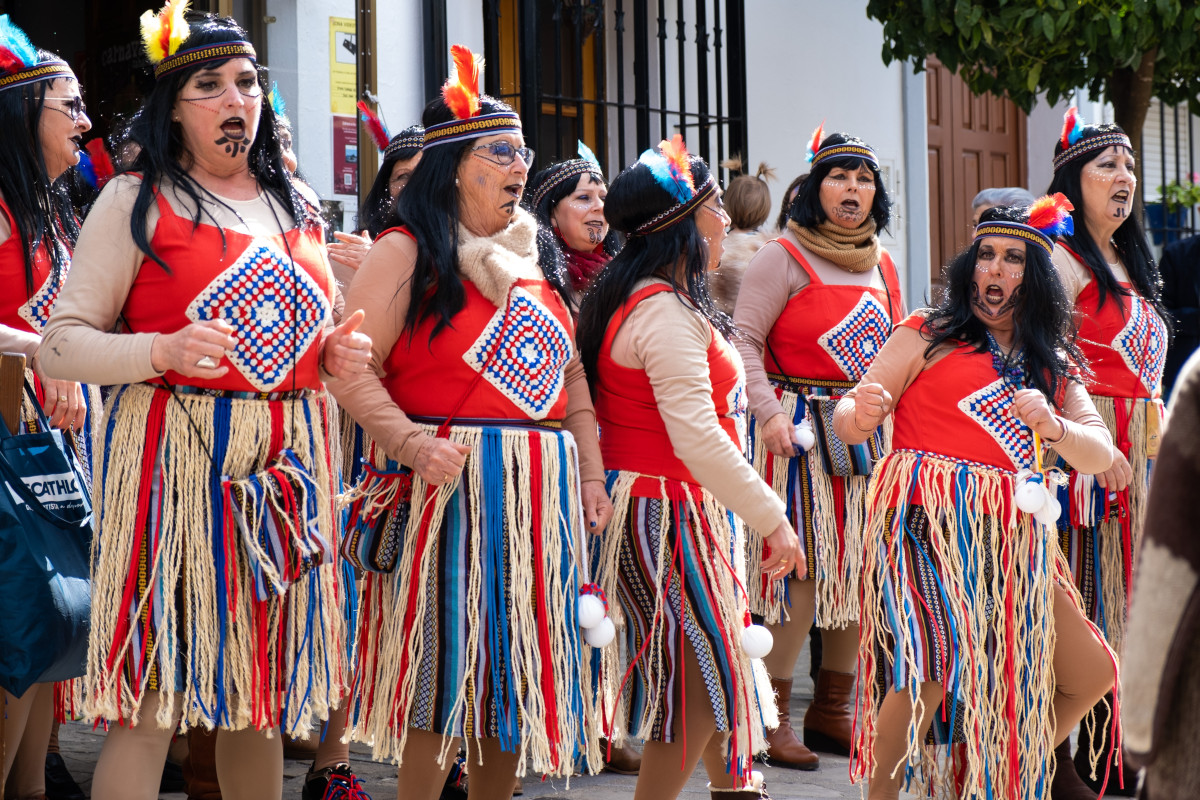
[44,753,85,800]
[303,762,372,800]
[160,758,186,794]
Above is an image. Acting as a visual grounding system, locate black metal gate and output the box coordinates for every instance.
[482,0,748,181]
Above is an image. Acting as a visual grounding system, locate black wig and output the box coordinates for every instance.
[0,51,81,294]
[576,154,732,388]
[788,132,890,231]
[1046,123,1166,324]
[120,13,311,272]
[923,204,1083,401]
[357,124,423,238]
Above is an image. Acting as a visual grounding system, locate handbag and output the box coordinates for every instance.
[339,285,519,573]
[0,384,93,696]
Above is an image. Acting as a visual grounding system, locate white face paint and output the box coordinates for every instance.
[552,174,608,251]
[818,163,877,228]
[971,236,1027,329]
[1081,145,1136,230]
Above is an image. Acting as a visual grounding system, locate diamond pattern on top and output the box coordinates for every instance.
[463,286,572,419]
[18,270,64,334]
[1112,296,1167,395]
[817,292,891,380]
[957,377,1034,470]
[185,240,329,391]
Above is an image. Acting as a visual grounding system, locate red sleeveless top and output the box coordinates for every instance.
[377,227,576,422]
[0,196,68,335]
[890,315,1037,472]
[595,283,746,484]
[1060,245,1166,399]
[764,239,903,382]
[121,187,333,392]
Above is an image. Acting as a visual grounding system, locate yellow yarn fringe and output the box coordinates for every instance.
[746,384,885,627]
[593,471,776,757]
[855,450,1077,798]
[85,384,346,735]
[345,422,599,779]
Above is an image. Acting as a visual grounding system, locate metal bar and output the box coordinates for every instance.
[573,2,586,158]
[1190,106,1196,233]
[593,7,608,173]
[357,0,379,200]
[694,0,709,163]
[1174,102,1181,237]
[657,0,668,142]
[422,0,448,103]
[483,0,501,97]
[615,0,628,166]
[519,0,540,157]
[635,0,651,150]
[723,0,748,167]
[553,1,565,159]
[676,0,687,139]
[713,0,725,180]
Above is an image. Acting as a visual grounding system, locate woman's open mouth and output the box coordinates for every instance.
[503,182,523,201]
[1112,189,1130,204]
[70,135,83,152]
[985,285,1006,305]
[220,118,246,139]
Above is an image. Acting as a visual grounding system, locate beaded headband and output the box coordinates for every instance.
[633,173,717,235]
[1052,106,1131,172]
[531,159,604,208]
[424,44,522,149]
[141,1,256,80]
[153,41,256,79]
[423,112,521,148]
[384,130,425,159]
[973,193,1074,256]
[0,16,73,91]
[805,121,879,169]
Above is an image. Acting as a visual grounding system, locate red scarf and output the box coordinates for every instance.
[557,230,610,292]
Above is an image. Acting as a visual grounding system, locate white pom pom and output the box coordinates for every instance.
[577,594,606,629]
[750,770,765,789]
[1034,491,1062,527]
[740,624,774,659]
[1014,479,1046,514]
[794,420,816,452]
[583,616,615,647]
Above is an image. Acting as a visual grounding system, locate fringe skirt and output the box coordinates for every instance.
[853,449,1102,799]
[345,421,598,778]
[86,383,346,735]
[592,471,775,782]
[1053,394,1161,654]
[746,378,883,627]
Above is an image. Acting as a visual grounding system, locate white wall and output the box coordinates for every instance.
[1026,96,1069,196]
[744,2,911,287]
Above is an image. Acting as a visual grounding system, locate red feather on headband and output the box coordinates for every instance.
[658,134,694,192]
[442,44,481,120]
[806,121,825,163]
[1027,192,1075,237]
[357,100,390,151]
[1060,106,1083,149]
[85,139,115,189]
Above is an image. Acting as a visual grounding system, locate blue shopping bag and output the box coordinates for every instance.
[0,385,93,697]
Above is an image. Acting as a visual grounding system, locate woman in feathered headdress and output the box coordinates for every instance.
[328,44,611,793]
[355,124,424,239]
[0,13,93,800]
[40,4,373,798]
[1043,109,1168,796]
[575,137,800,800]
[729,127,903,770]
[523,142,621,312]
[834,197,1118,800]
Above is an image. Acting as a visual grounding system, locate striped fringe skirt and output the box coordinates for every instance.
[592,471,776,782]
[1053,394,1161,654]
[853,449,1106,799]
[86,383,346,736]
[746,378,886,627]
[345,421,598,778]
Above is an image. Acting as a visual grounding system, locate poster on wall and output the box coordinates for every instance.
[333,115,358,196]
[329,17,356,115]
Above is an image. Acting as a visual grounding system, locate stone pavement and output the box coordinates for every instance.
[56,640,914,799]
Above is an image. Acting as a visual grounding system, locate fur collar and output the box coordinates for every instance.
[457,208,542,306]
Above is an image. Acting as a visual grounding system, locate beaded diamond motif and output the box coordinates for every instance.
[957,377,1034,470]
[1112,296,1167,395]
[18,270,63,334]
[818,292,891,380]
[186,240,329,390]
[463,287,572,419]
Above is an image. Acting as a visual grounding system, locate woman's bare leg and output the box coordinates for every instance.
[90,692,181,800]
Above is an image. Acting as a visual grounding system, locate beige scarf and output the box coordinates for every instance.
[788,219,880,273]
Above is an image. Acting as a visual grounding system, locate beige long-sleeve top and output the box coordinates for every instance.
[0,324,39,362]
[609,280,786,536]
[1051,242,1132,303]
[734,229,902,423]
[40,175,309,385]
[325,230,605,484]
[832,320,1114,475]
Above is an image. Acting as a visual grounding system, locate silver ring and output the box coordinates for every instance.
[196,355,219,369]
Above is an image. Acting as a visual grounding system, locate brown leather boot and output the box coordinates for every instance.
[802,668,854,756]
[599,737,642,774]
[1051,740,1098,799]
[761,677,819,770]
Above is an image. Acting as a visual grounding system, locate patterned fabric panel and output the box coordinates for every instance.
[18,267,64,334]
[817,292,892,381]
[956,378,1034,470]
[185,239,330,391]
[1112,295,1168,396]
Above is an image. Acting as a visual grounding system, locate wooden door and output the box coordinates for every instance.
[926,56,1027,286]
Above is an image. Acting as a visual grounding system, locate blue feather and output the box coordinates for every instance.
[638,148,690,204]
[0,14,38,70]
[577,139,599,168]
[269,81,287,118]
[77,151,98,189]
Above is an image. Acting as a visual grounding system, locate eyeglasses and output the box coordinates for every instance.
[44,96,87,123]
[470,141,534,167]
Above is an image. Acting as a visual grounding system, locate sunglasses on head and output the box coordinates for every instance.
[470,140,534,167]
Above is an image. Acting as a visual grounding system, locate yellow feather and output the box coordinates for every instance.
[140,0,191,64]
